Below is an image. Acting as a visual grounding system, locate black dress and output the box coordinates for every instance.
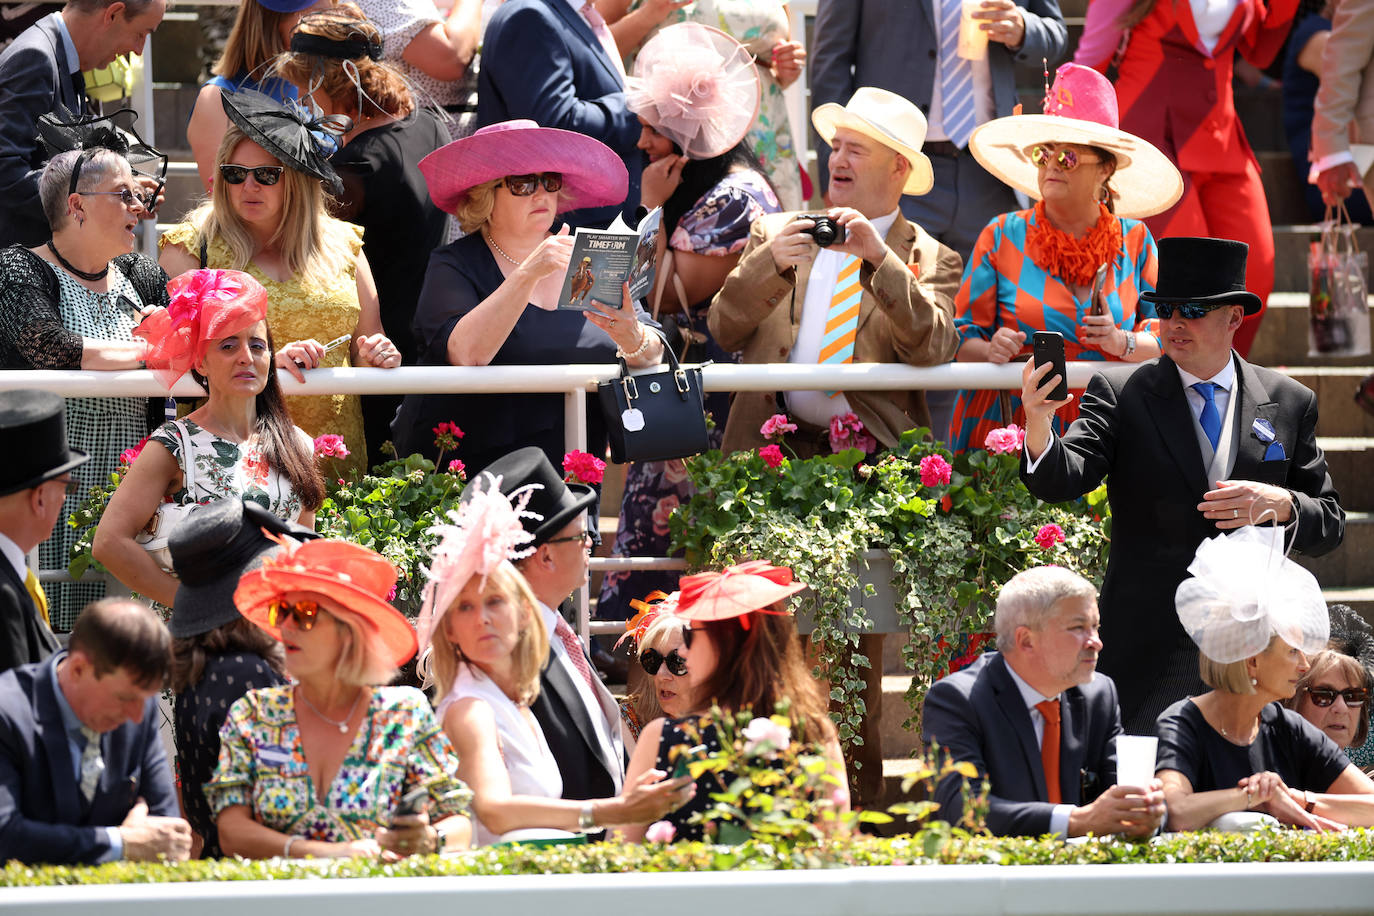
[173,652,285,857]
[1155,698,1351,794]
[655,716,726,842]
[330,107,449,469]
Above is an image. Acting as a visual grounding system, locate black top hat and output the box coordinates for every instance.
[219,89,347,195]
[1140,237,1262,315]
[467,447,596,547]
[0,390,89,497]
[168,498,320,639]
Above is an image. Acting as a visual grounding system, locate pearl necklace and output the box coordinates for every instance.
[485,231,525,266]
[297,685,364,734]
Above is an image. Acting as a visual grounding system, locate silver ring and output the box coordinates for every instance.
[1233,509,1239,519]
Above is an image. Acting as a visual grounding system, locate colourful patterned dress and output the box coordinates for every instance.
[160,220,369,476]
[947,206,1159,453]
[148,419,309,523]
[206,685,471,842]
[627,0,802,209]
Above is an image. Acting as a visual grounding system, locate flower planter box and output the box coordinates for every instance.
[794,549,901,635]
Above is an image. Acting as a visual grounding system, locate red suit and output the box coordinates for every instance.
[1077,0,1298,355]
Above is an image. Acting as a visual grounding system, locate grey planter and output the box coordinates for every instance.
[793,549,902,635]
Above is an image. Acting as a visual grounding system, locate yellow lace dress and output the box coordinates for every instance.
[160,219,368,476]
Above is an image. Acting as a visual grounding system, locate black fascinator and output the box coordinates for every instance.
[1328,604,1374,675]
[36,107,168,209]
[220,89,349,195]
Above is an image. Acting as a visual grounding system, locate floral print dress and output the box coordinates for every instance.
[206,686,471,842]
[149,418,308,523]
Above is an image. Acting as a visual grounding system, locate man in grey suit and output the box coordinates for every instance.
[0,0,165,247]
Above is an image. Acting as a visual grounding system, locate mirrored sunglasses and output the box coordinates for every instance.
[640,647,688,677]
[1151,301,1231,320]
[267,598,321,631]
[78,188,142,208]
[219,164,285,186]
[1306,685,1369,708]
[1029,145,1100,172]
[504,172,564,196]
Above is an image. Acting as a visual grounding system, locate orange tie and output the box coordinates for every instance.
[1035,698,1062,804]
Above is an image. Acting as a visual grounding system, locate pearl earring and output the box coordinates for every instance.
[1251,677,1258,686]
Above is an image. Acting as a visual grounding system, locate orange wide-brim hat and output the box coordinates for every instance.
[676,560,806,625]
[234,537,418,667]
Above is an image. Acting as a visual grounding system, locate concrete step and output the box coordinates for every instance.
[1235,84,1288,153]
[1258,150,1313,228]
[1282,367,1374,439]
[1315,436,1374,515]
[1323,586,1374,619]
[1293,510,1374,588]
[1271,226,1374,294]
[1247,291,1374,363]
[880,675,919,758]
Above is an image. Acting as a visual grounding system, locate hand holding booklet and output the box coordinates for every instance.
[556,207,662,309]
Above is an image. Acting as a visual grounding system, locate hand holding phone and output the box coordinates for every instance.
[1032,331,1069,401]
[390,786,430,826]
[671,743,708,780]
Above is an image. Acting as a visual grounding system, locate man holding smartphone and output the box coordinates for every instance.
[1018,237,1344,735]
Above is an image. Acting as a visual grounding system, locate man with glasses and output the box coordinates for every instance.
[1019,237,1344,734]
[470,447,627,810]
[0,390,90,674]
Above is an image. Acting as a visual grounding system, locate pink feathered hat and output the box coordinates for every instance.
[418,119,629,215]
[968,63,1182,218]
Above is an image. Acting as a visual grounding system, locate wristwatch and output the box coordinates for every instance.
[433,822,449,853]
[1122,330,1136,357]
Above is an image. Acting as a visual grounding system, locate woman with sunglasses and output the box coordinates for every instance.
[1283,606,1374,764]
[618,561,849,843]
[944,63,1183,453]
[161,90,402,477]
[415,475,691,846]
[93,269,324,608]
[209,536,473,859]
[0,127,172,628]
[1156,529,1374,831]
[392,120,663,473]
[615,593,694,742]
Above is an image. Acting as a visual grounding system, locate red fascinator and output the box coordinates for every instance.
[676,560,806,628]
[135,269,268,390]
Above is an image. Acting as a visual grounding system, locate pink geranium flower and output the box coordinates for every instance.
[918,454,952,487]
[119,437,149,467]
[447,459,466,478]
[759,413,798,441]
[984,423,1026,456]
[758,444,784,469]
[313,434,349,460]
[1033,523,1066,550]
[828,412,876,454]
[562,450,606,485]
[432,421,464,452]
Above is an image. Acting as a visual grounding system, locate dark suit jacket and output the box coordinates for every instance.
[1020,354,1344,720]
[923,652,1121,837]
[808,0,1068,188]
[530,647,617,801]
[477,0,640,228]
[0,13,86,247]
[0,560,58,675]
[0,653,176,865]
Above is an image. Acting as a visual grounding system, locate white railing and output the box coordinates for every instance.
[2,361,1099,639]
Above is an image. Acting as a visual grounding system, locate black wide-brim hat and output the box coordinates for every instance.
[1140,237,1263,316]
[0,390,89,496]
[220,89,344,195]
[168,497,320,639]
[467,446,596,547]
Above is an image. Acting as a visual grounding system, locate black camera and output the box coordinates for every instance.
[798,213,846,247]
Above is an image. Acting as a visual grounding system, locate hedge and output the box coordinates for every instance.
[4,829,1373,887]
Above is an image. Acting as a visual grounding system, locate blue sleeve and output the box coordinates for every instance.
[1016,0,1069,66]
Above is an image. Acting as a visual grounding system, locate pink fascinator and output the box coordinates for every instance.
[625,23,760,160]
[415,473,542,658]
[134,269,268,390]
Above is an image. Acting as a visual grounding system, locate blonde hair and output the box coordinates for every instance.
[627,611,688,725]
[421,562,549,707]
[187,123,349,287]
[328,608,398,686]
[214,1,292,80]
[453,179,500,234]
[274,4,413,120]
[1199,634,1282,696]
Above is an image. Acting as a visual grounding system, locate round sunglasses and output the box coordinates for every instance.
[219,164,285,186]
[267,598,321,630]
[640,647,688,677]
[1151,301,1232,320]
[1305,685,1369,708]
[504,172,564,196]
[78,188,144,209]
[1029,145,1101,173]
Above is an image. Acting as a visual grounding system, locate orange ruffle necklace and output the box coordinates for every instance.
[1025,200,1123,289]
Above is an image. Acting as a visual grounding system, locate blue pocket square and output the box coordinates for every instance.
[1263,440,1287,462]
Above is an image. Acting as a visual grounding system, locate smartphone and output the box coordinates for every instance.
[1032,331,1069,401]
[672,743,708,779]
[1088,263,1109,316]
[323,334,352,352]
[390,786,430,824]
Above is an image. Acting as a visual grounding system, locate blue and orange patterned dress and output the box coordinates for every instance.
[206,685,470,842]
[947,205,1159,453]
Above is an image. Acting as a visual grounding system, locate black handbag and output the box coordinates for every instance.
[597,338,709,464]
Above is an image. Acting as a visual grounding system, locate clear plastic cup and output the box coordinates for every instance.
[958,0,990,61]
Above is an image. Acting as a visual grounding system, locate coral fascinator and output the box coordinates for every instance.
[135,269,268,390]
[676,560,806,628]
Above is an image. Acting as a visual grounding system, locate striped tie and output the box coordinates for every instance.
[819,255,862,396]
[939,0,976,149]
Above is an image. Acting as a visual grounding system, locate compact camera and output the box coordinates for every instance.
[798,213,846,247]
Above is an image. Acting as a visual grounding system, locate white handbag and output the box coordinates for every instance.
[133,420,199,573]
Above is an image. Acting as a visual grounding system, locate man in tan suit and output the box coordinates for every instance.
[1311,0,1374,205]
[710,87,961,457]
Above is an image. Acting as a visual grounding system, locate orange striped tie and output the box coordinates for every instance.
[819,255,861,396]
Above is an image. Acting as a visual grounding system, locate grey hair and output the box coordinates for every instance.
[39,148,127,232]
[994,566,1099,646]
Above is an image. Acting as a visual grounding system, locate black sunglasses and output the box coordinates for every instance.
[640,647,688,676]
[78,188,142,208]
[681,624,706,649]
[267,598,321,631]
[219,164,285,186]
[1151,301,1232,320]
[504,172,563,196]
[1305,685,1369,708]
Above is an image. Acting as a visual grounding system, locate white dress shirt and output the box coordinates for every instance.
[1003,661,1075,838]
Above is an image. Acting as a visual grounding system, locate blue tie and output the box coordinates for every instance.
[939,0,975,148]
[1193,382,1222,451]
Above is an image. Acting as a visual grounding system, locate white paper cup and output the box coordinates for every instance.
[958,0,990,61]
[1115,735,1158,789]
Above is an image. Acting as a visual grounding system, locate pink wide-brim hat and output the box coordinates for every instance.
[419,120,629,215]
[968,62,1183,219]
